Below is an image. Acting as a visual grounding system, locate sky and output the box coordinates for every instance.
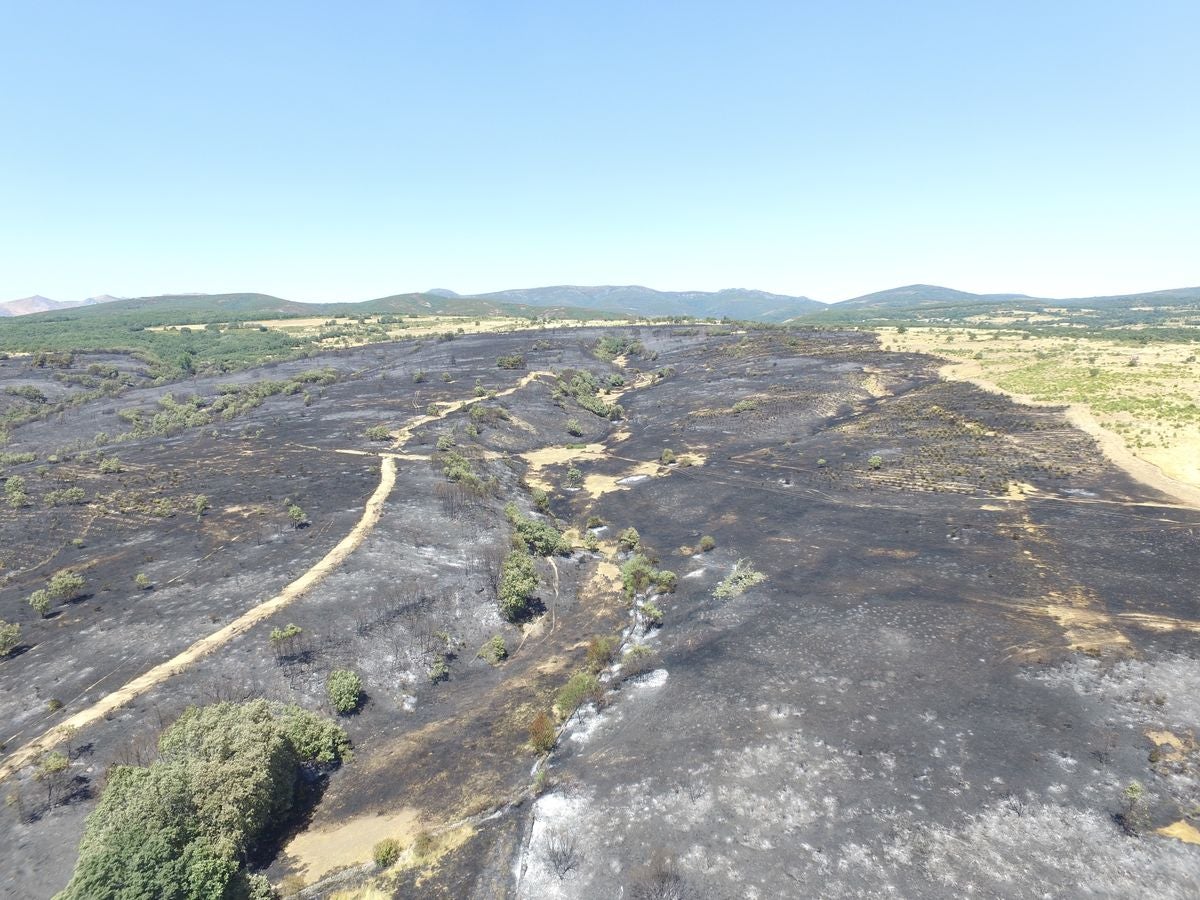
[1,1,1197,304]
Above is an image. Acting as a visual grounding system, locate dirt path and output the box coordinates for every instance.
[0,455,398,783]
[389,370,555,446]
[937,358,1200,511]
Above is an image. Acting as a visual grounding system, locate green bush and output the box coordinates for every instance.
[436,433,456,451]
[554,672,603,721]
[698,535,716,552]
[565,417,583,436]
[374,837,402,868]
[0,620,19,656]
[660,448,675,465]
[48,570,85,602]
[478,634,508,665]
[585,635,619,674]
[641,601,664,627]
[58,701,349,900]
[617,526,641,552]
[28,589,50,618]
[499,549,539,622]
[326,669,363,713]
[98,456,122,474]
[505,503,570,556]
[496,354,525,369]
[868,455,884,470]
[364,424,391,441]
[620,554,676,601]
[45,486,87,506]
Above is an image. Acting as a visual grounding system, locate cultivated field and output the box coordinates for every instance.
[1,326,1198,898]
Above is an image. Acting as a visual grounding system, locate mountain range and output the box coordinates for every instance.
[3,283,1197,324]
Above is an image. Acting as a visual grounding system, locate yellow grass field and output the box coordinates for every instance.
[883,326,1200,498]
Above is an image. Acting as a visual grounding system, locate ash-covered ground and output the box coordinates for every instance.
[1,326,1197,898]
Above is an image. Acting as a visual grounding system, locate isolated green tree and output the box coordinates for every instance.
[0,620,19,656]
[326,669,363,713]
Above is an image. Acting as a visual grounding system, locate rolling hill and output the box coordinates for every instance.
[444,285,826,321]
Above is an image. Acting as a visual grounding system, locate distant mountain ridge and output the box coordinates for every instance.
[828,283,1200,311]
[4,283,1197,324]
[0,294,123,317]
[452,284,825,322]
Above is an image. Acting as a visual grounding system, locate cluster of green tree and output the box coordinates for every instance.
[504,502,570,555]
[552,369,625,420]
[116,369,336,437]
[0,313,303,379]
[593,334,646,360]
[57,700,349,900]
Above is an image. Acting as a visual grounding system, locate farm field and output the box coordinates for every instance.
[1,326,1198,898]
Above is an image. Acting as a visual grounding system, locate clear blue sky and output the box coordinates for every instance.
[2,1,1197,303]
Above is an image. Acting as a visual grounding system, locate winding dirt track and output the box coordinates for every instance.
[0,456,398,783]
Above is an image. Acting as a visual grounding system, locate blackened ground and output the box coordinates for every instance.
[1,326,1198,899]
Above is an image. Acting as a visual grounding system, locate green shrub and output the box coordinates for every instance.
[617,526,641,552]
[554,672,603,720]
[641,601,664,627]
[98,456,122,474]
[193,494,210,516]
[499,549,539,622]
[436,433,456,451]
[594,334,644,361]
[0,620,20,656]
[698,535,716,552]
[326,669,363,713]
[620,554,677,601]
[582,532,600,552]
[731,399,757,414]
[660,448,675,465]
[505,503,570,555]
[532,488,550,512]
[48,570,85,602]
[28,589,51,618]
[868,455,884,470]
[134,573,152,590]
[4,475,27,509]
[364,424,391,441]
[57,701,348,900]
[287,504,307,527]
[478,634,508,665]
[45,487,87,506]
[714,558,767,599]
[565,417,583,436]
[428,655,449,683]
[497,354,525,369]
[374,838,402,868]
[585,635,619,674]
[412,370,427,383]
